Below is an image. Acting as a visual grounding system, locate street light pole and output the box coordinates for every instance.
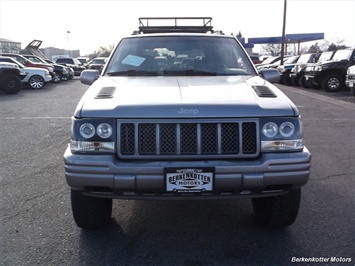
[67,31,71,57]
[280,0,287,65]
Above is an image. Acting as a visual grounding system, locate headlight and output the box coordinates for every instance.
[79,123,95,138]
[97,123,113,139]
[71,118,116,153]
[279,122,295,137]
[262,122,278,138]
[260,118,303,152]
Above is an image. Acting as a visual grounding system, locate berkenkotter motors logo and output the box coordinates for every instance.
[291,257,352,263]
[166,168,213,192]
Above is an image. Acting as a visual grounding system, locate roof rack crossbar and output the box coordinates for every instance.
[136,17,214,34]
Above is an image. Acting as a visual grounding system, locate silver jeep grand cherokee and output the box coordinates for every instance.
[64,17,311,229]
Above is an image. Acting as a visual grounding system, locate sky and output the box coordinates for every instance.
[1,0,354,56]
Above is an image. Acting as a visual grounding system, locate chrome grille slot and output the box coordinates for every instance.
[118,119,259,159]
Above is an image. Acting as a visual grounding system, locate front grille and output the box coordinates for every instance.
[118,119,259,159]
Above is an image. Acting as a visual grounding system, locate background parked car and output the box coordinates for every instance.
[0,53,55,80]
[289,53,319,87]
[345,65,355,96]
[0,62,26,94]
[87,57,108,73]
[255,56,281,69]
[22,54,68,83]
[249,55,262,65]
[277,55,300,85]
[76,57,90,67]
[55,58,85,76]
[0,57,52,89]
[298,51,334,88]
[304,49,355,92]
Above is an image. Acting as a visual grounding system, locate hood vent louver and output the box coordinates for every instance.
[95,87,116,99]
[252,85,277,98]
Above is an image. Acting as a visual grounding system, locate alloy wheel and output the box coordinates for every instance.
[29,75,45,89]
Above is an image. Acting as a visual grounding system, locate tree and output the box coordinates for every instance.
[327,42,349,51]
[307,42,322,53]
[88,44,115,58]
[261,43,282,56]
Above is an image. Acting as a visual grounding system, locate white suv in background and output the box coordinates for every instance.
[0,57,52,89]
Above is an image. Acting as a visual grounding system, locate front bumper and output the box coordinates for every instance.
[64,146,311,199]
[345,76,355,96]
[44,74,52,82]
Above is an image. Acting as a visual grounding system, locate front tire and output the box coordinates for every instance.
[52,72,62,83]
[29,75,45,89]
[1,75,22,94]
[71,189,112,230]
[252,189,301,227]
[299,75,311,88]
[322,74,343,92]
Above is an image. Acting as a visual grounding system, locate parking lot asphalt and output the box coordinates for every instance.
[0,79,354,265]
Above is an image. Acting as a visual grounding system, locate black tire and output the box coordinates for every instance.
[71,189,112,230]
[321,74,343,92]
[52,72,62,83]
[291,77,300,86]
[310,82,321,90]
[284,75,292,86]
[29,75,45,89]
[299,75,311,88]
[252,188,301,227]
[1,75,22,94]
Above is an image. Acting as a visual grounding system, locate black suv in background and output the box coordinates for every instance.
[0,62,27,94]
[304,49,355,92]
[289,53,319,87]
[55,58,86,76]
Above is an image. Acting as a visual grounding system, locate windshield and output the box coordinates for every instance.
[92,58,106,64]
[297,54,316,64]
[105,36,256,76]
[284,56,299,64]
[318,51,333,62]
[332,49,352,61]
[261,56,279,64]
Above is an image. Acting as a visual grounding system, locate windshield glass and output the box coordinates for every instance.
[297,54,315,64]
[332,49,352,61]
[284,56,299,64]
[105,36,256,76]
[318,51,333,62]
[92,59,106,64]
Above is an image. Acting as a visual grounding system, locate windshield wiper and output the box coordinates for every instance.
[163,69,217,76]
[106,70,159,76]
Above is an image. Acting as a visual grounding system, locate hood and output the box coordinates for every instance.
[319,58,349,67]
[23,67,47,73]
[75,76,298,118]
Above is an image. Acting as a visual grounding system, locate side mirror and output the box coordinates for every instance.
[80,69,100,85]
[259,69,280,83]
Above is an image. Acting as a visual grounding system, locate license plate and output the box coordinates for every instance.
[350,82,354,87]
[165,167,214,193]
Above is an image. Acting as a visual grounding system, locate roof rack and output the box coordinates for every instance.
[135,17,214,34]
